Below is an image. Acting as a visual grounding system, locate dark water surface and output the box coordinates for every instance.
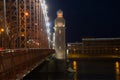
[23,58,120,80]
[69,59,120,80]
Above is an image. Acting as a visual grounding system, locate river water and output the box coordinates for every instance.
[69,58,120,80]
[23,58,120,80]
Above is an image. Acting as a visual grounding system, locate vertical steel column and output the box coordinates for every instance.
[3,0,7,48]
[41,3,45,48]
[26,0,31,48]
[39,2,42,48]
[9,0,19,48]
[34,0,37,48]
[35,0,39,48]
[0,1,4,48]
[30,0,35,48]
[0,0,8,48]
[38,0,42,48]
[19,0,27,48]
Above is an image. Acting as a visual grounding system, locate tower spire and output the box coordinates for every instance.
[57,9,63,18]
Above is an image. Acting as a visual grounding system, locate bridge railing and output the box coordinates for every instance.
[0,48,54,80]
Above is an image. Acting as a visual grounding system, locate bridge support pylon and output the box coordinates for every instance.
[53,10,66,60]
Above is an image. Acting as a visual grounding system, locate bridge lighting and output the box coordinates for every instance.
[45,5,48,10]
[21,34,25,37]
[47,28,50,33]
[43,0,46,4]
[27,41,30,44]
[40,2,51,33]
[40,0,52,48]
[25,12,29,16]
[32,40,34,43]
[46,22,50,27]
[0,28,4,32]
[45,17,49,22]
[35,23,38,26]
[48,37,50,40]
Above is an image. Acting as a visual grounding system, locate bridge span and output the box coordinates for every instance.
[0,0,51,49]
[0,0,59,79]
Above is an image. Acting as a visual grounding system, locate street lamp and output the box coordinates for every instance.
[25,11,29,16]
[0,28,4,48]
[1,28,4,32]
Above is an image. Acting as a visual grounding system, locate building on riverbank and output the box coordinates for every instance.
[67,38,120,54]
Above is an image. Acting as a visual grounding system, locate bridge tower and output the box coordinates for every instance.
[54,10,66,59]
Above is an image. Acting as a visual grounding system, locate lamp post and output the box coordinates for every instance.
[0,31,1,47]
[0,28,4,48]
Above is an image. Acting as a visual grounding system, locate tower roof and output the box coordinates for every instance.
[57,9,63,18]
[54,10,65,27]
[57,10,63,14]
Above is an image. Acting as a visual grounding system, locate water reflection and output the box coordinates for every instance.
[73,61,77,72]
[24,58,120,80]
[71,59,117,80]
[73,61,77,80]
[115,61,120,80]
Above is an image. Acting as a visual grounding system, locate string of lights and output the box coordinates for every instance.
[40,0,51,46]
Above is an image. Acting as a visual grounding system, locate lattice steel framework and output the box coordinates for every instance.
[0,0,50,49]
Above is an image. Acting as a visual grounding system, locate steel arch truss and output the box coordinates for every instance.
[1,0,49,48]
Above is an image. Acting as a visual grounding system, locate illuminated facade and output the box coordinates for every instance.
[68,38,120,54]
[82,38,120,54]
[54,10,66,59]
[67,43,83,54]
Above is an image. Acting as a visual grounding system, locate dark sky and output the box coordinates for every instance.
[46,0,120,43]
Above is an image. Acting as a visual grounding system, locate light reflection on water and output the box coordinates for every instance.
[24,58,120,80]
[73,61,77,80]
[73,61,77,72]
[115,61,120,80]
[70,59,120,80]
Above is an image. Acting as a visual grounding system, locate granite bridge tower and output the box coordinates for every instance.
[54,10,66,59]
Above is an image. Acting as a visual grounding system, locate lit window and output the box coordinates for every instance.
[115,48,119,51]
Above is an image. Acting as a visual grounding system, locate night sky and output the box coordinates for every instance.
[46,0,120,43]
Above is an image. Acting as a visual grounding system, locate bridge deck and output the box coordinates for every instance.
[0,49,54,80]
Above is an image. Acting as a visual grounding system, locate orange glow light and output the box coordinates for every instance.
[25,12,29,16]
[73,61,77,71]
[1,28,4,32]
[115,48,119,51]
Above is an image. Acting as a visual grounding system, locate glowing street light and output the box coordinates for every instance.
[1,28,4,32]
[24,12,29,16]
[0,28,4,48]
[21,34,25,37]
